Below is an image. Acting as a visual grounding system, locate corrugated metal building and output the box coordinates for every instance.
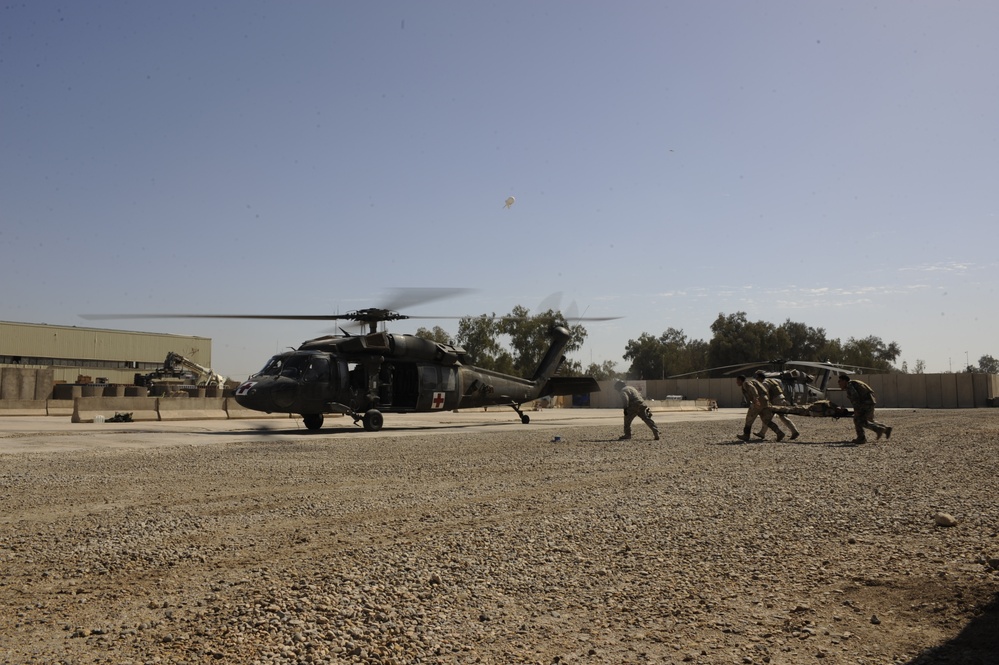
[1,321,212,388]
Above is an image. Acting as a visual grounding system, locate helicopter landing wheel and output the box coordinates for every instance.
[521,414,530,424]
[362,409,384,432]
[302,413,324,431]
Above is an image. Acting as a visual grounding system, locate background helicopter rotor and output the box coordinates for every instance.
[668,358,882,379]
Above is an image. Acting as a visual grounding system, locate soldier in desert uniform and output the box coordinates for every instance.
[614,380,660,441]
[838,374,892,444]
[754,370,800,440]
[736,375,786,442]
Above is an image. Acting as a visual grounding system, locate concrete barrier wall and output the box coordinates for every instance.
[157,397,228,421]
[47,400,75,417]
[62,396,291,422]
[0,399,48,416]
[72,397,161,423]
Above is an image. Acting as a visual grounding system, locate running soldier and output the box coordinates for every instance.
[754,370,800,440]
[736,375,786,442]
[837,374,892,444]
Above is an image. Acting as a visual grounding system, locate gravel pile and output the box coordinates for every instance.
[1,409,997,664]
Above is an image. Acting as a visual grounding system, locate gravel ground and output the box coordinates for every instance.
[1,409,997,664]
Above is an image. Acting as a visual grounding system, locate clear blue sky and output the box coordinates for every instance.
[3,2,997,378]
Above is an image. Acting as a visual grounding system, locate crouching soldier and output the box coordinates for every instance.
[614,380,660,441]
[736,375,785,442]
[754,370,800,440]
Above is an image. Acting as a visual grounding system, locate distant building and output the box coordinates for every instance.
[1,321,212,394]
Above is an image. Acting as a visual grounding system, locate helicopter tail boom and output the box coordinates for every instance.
[540,376,600,397]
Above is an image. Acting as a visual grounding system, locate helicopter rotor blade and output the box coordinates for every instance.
[379,287,477,312]
[81,313,349,321]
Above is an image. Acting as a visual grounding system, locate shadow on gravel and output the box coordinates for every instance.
[211,420,529,437]
[712,439,863,448]
[906,592,999,665]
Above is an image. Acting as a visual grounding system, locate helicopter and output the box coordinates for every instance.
[671,359,872,405]
[82,289,613,432]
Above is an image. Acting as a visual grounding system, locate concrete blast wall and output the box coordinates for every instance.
[1,367,54,401]
[591,373,998,409]
[69,397,296,423]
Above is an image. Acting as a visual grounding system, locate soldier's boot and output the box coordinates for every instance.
[884,426,893,440]
[770,422,785,442]
[754,430,766,439]
[736,426,751,442]
[789,428,800,441]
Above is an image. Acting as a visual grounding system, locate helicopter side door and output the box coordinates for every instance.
[296,355,333,412]
[416,364,457,411]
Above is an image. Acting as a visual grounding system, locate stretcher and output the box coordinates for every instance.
[771,400,852,419]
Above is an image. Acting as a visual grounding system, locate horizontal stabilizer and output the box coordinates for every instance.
[540,376,601,397]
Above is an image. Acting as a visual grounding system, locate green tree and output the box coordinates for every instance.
[978,354,999,374]
[454,315,513,374]
[414,325,453,345]
[778,319,829,361]
[838,336,901,371]
[496,305,587,378]
[622,328,707,379]
[584,360,620,381]
[706,312,789,370]
[622,332,666,379]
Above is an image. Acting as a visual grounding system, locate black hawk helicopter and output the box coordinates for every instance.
[83,289,614,432]
[671,358,872,405]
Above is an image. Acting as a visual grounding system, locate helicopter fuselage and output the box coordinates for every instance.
[233,325,596,431]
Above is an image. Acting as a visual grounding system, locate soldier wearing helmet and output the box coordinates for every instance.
[837,373,892,444]
[735,374,786,442]
[614,380,660,441]
[754,370,800,440]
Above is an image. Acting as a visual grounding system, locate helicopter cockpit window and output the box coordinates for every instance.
[280,354,313,379]
[256,356,285,376]
[302,356,330,383]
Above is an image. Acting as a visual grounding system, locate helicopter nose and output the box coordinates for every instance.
[234,380,263,410]
[234,377,296,411]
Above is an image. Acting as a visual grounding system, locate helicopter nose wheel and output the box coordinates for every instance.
[302,413,324,431]
[362,409,384,432]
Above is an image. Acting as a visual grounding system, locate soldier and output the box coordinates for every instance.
[736,375,785,442]
[614,380,660,440]
[837,374,892,444]
[754,370,800,440]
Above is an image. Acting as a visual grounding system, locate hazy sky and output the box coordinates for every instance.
[3,2,997,378]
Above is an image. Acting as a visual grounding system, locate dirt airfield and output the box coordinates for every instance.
[1,408,997,664]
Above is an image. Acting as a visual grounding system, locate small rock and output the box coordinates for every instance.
[933,512,958,527]
[870,614,881,625]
